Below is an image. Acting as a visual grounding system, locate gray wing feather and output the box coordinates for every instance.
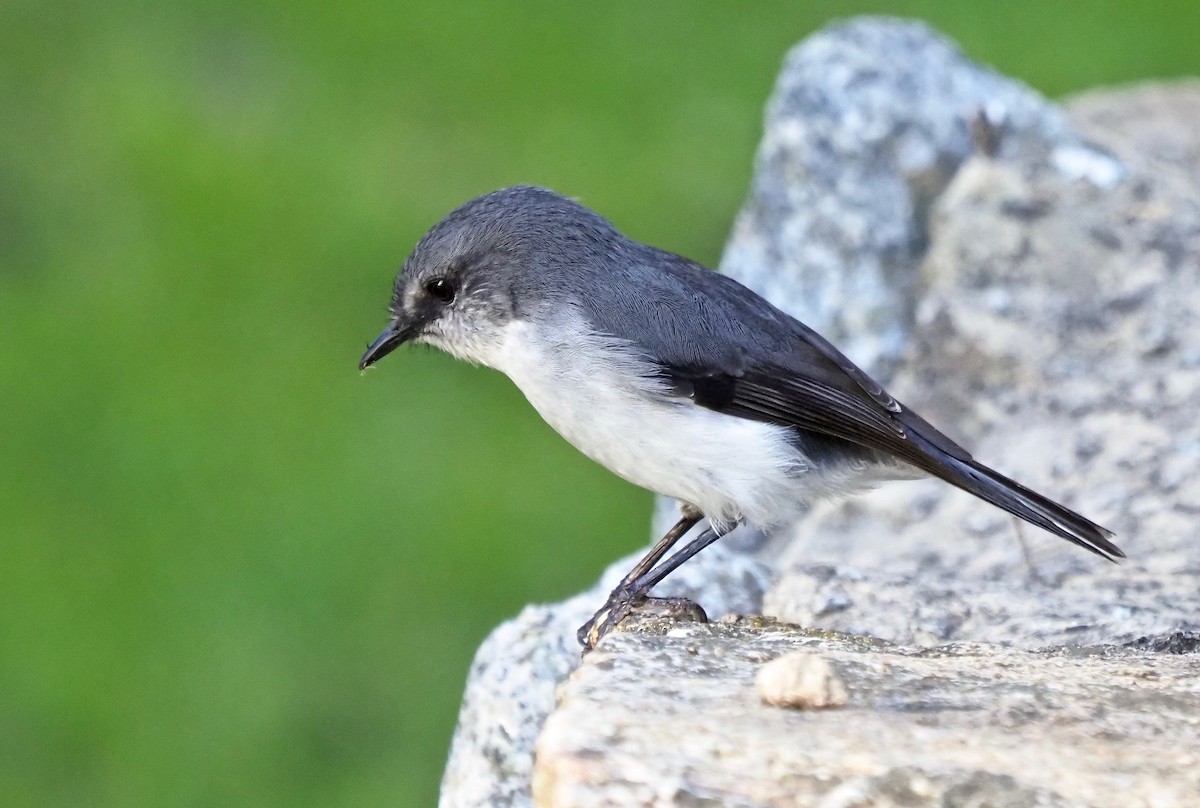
[574,246,1121,561]
[577,246,970,465]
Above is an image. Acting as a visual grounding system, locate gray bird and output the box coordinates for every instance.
[359,186,1121,650]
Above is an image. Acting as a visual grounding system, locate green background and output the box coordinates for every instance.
[2,1,1196,805]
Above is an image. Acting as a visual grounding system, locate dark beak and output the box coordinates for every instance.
[359,320,413,370]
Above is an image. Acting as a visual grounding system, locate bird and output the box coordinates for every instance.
[359,186,1121,650]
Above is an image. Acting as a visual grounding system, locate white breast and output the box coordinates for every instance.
[473,316,832,528]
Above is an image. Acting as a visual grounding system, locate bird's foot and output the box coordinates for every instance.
[577,590,638,651]
[577,592,707,652]
[633,595,708,624]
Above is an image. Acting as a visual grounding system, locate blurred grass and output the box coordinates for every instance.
[1,1,1196,805]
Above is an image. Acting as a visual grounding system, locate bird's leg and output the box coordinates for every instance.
[626,523,727,594]
[579,518,733,651]
[578,524,728,651]
[613,508,703,592]
[577,509,701,650]
[581,522,731,648]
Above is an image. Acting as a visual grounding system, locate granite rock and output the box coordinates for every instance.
[765,79,1200,646]
[440,18,1200,807]
[719,17,1122,377]
[533,620,1200,808]
[439,541,771,808]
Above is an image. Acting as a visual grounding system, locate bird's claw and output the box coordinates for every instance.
[577,593,638,652]
[577,593,708,652]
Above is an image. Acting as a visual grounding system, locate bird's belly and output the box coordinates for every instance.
[536,389,795,522]
[494,342,798,524]
[486,319,901,527]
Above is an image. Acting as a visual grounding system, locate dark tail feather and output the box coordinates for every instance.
[949,458,1121,560]
[913,441,1123,561]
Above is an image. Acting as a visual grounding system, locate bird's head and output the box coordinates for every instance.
[359,185,624,371]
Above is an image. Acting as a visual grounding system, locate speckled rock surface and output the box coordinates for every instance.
[533,619,1200,808]
[764,79,1200,647]
[719,17,1121,377]
[439,542,770,808]
[440,18,1200,808]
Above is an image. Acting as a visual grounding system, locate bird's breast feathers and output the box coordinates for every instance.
[478,316,884,526]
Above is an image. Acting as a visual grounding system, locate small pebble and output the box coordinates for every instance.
[756,652,848,709]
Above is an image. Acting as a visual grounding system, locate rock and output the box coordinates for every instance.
[720,17,1121,378]
[439,540,770,808]
[755,651,848,709]
[764,563,1200,649]
[763,78,1200,647]
[533,620,1200,808]
[441,17,1200,807]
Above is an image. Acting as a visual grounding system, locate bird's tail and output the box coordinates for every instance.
[915,440,1123,561]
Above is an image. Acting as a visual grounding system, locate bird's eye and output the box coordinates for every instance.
[424,278,456,303]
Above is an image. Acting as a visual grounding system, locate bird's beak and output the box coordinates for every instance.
[359,320,414,370]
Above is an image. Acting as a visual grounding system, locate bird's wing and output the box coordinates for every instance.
[660,356,971,474]
[578,248,1121,560]
[582,249,970,470]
